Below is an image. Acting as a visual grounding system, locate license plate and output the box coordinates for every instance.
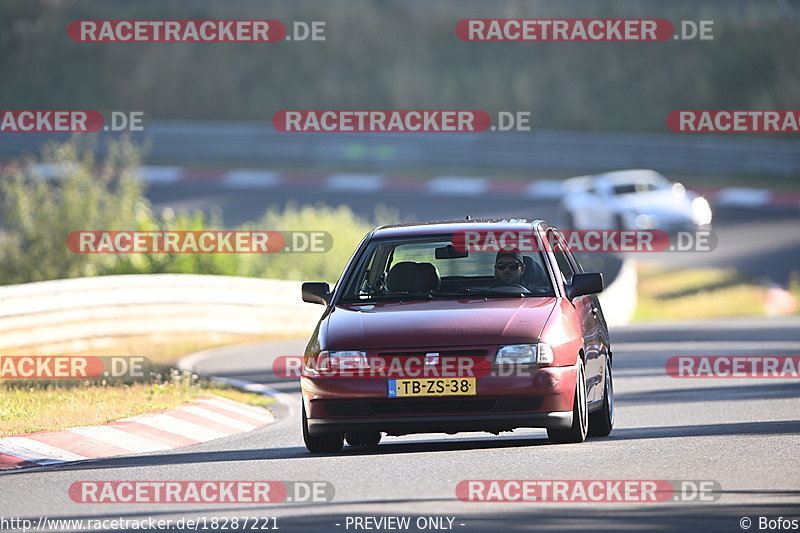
[388,378,476,397]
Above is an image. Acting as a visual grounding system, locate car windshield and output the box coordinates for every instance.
[610,178,670,195]
[339,234,555,302]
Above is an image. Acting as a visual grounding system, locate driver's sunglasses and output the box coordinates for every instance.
[495,262,522,271]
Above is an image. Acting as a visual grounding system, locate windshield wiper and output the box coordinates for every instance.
[340,292,434,303]
[431,288,529,298]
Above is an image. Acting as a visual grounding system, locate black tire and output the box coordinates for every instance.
[345,431,382,447]
[588,357,614,437]
[302,404,344,453]
[547,358,588,444]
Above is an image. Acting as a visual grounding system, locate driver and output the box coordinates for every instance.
[492,249,527,287]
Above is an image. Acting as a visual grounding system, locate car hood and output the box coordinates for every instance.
[617,189,695,218]
[324,297,557,349]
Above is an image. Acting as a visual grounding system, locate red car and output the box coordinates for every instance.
[300,219,613,453]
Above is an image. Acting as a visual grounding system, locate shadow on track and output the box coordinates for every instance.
[19,503,800,533]
[9,435,553,474]
[607,420,800,441]
[7,420,797,475]
[616,382,800,404]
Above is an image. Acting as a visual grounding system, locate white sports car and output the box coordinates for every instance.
[557,169,712,231]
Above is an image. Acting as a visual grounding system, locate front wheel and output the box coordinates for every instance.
[588,357,614,437]
[303,404,344,453]
[547,358,588,444]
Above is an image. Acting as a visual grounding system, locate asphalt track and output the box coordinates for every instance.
[1,317,798,533]
[146,182,800,284]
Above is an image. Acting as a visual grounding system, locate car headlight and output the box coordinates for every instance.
[495,343,554,365]
[316,350,368,371]
[691,197,712,225]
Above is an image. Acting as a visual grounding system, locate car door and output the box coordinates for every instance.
[549,234,603,402]
[563,245,609,403]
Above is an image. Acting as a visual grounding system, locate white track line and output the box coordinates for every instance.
[326,173,384,192]
[526,180,566,199]
[427,176,488,196]
[223,169,281,189]
[139,166,182,184]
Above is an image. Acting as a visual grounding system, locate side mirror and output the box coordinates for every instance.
[302,282,331,305]
[566,273,603,300]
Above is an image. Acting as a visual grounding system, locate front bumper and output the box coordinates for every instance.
[307,410,573,436]
[302,365,578,436]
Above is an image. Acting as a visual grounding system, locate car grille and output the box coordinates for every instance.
[323,397,543,417]
[375,349,488,358]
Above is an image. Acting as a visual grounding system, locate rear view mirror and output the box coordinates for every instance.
[435,245,469,259]
[302,282,331,305]
[566,273,603,300]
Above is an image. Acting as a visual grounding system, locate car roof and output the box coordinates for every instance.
[597,169,667,184]
[564,169,668,190]
[371,219,548,239]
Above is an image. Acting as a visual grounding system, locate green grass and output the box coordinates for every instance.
[0,137,398,286]
[0,377,274,437]
[633,264,771,321]
[0,334,278,437]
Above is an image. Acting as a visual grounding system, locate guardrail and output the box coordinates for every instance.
[0,274,323,352]
[2,120,799,176]
[0,265,636,352]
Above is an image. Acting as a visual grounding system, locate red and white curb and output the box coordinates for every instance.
[0,395,274,471]
[140,167,800,209]
[23,164,800,209]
